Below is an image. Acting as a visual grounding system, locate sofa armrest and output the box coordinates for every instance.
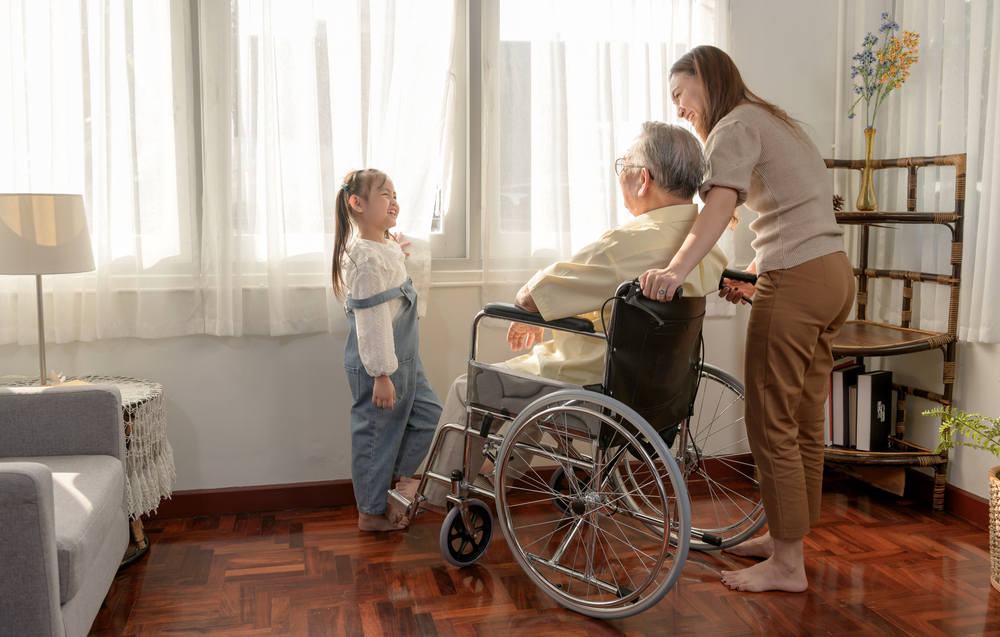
[0,385,124,462]
[0,463,63,637]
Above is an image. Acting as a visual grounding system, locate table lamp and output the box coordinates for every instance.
[0,194,95,386]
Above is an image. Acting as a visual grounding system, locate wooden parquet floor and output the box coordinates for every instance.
[90,474,1000,637]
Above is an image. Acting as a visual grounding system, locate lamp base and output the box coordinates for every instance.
[36,274,49,386]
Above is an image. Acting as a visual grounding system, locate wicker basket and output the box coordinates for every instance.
[991,466,1000,593]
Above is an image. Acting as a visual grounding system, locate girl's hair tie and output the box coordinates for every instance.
[340,184,348,191]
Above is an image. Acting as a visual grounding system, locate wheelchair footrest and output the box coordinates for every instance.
[387,488,414,516]
[471,474,494,492]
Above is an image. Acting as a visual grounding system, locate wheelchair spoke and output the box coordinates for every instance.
[680,365,766,550]
[517,523,575,556]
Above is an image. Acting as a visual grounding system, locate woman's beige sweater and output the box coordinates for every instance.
[700,103,845,274]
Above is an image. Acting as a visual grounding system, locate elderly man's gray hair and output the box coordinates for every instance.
[633,122,707,199]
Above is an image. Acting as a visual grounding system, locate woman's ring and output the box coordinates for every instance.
[657,289,666,297]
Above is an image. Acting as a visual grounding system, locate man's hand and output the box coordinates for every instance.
[507,322,544,352]
[372,375,396,409]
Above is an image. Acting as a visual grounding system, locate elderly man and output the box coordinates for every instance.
[417,121,728,511]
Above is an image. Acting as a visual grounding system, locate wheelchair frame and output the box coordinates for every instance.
[388,276,765,619]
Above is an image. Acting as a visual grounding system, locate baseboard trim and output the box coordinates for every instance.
[146,479,356,520]
[146,467,991,529]
[905,467,989,529]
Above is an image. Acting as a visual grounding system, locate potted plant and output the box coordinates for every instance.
[925,406,1000,592]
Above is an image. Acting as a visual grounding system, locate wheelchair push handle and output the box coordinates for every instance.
[720,268,757,286]
[719,268,757,306]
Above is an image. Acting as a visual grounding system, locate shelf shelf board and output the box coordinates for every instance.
[834,211,960,225]
[832,320,953,357]
[825,438,946,465]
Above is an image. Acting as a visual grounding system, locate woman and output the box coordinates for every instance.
[639,45,854,593]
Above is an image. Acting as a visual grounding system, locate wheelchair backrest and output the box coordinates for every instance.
[603,281,706,436]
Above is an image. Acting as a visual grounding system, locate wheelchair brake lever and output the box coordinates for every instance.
[623,279,643,302]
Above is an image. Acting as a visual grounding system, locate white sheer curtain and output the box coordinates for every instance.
[1,0,458,346]
[479,0,730,312]
[199,0,458,337]
[837,0,1000,343]
[0,0,201,346]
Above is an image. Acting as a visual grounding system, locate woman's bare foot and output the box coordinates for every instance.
[720,536,807,593]
[724,530,773,559]
[358,510,409,532]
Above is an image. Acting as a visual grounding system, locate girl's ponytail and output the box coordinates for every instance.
[331,168,389,301]
[332,177,355,301]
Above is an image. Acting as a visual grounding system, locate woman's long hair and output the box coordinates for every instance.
[331,168,389,301]
[670,45,798,142]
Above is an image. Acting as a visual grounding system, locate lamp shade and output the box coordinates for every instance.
[0,193,95,275]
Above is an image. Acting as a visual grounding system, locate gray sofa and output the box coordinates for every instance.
[0,385,130,637]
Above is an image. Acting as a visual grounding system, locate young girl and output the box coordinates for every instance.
[333,168,443,532]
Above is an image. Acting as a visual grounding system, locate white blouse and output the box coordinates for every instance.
[343,238,408,377]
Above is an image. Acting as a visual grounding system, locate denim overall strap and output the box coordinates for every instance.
[345,277,412,311]
[343,277,418,366]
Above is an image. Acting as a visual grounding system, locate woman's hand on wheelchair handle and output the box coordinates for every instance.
[507,322,544,352]
[719,279,756,305]
[639,267,684,303]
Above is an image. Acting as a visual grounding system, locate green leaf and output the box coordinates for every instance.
[926,406,1000,457]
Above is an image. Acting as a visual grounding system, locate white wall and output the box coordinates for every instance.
[728,0,840,154]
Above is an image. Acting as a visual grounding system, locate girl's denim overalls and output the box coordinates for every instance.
[344,277,442,515]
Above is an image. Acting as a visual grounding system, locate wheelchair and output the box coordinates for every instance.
[388,271,765,619]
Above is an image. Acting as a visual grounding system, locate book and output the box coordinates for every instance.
[848,385,858,447]
[832,363,865,447]
[826,359,853,446]
[857,370,893,452]
[824,391,832,446]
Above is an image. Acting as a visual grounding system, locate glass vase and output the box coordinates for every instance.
[856,128,877,212]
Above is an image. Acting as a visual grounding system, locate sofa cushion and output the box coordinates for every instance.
[0,455,126,604]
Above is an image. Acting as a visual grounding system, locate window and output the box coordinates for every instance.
[481,0,722,278]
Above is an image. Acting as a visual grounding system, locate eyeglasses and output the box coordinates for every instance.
[614,157,654,180]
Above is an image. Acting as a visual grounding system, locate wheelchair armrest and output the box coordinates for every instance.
[482,303,596,334]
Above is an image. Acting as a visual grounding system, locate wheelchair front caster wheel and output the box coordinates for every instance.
[439,499,493,567]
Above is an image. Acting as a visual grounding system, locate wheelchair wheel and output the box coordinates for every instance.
[676,363,765,550]
[439,499,493,567]
[493,390,690,619]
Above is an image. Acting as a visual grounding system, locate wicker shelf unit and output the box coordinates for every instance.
[823,153,966,513]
